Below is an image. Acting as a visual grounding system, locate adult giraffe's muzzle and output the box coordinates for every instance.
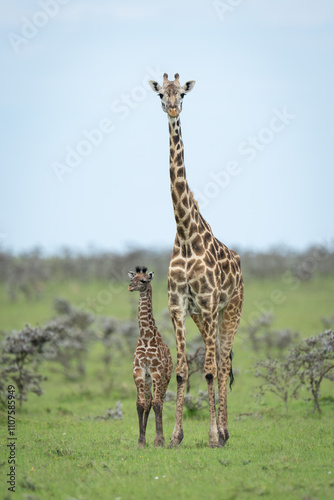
[168,107,179,117]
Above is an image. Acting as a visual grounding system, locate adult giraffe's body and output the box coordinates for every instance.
[149,74,244,448]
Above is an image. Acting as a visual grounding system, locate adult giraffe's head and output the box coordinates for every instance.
[128,266,154,292]
[149,73,196,118]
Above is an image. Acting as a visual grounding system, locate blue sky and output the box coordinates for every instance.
[1,0,334,255]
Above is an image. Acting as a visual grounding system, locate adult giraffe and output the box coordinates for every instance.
[149,73,244,448]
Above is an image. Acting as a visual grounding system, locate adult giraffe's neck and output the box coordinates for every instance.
[138,286,158,339]
[168,115,197,241]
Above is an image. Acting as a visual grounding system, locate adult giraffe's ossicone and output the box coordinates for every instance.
[149,73,244,448]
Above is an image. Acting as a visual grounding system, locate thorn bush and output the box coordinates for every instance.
[245,313,299,356]
[43,299,95,379]
[0,325,51,407]
[254,330,334,412]
[289,330,334,413]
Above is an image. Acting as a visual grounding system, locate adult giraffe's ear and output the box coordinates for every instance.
[149,80,162,93]
[128,271,136,279]
[148,272,154,281]
[182,80,196,93]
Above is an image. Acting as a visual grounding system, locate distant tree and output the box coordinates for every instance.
[254,357,302,412]
[245,313,299,356]
[320,313,334,330]
[0,325,51,407]
[1,246,333,293]
[186,343,205,393]
[165,389,212,416]
[254,330,334,413]
[43,299,95,379]
[289,330,334,413]
[98,316,123,369]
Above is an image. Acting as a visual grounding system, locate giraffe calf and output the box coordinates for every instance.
[128,266,173,448]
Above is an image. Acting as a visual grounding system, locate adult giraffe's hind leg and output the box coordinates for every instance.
[217,290,243,447]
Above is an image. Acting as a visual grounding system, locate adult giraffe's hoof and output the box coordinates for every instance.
[168,430,183,448]
[154,437,166,448]
[208,442,219,448]
[168,439,180,449]
[218,429,229,447]
[208,429,219,448]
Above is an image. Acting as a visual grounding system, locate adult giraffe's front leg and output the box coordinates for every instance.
[192,311,220,447]
[168,306,187,448]
[217,293,243,447]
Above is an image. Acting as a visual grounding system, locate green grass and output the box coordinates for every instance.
[0,276,334,500]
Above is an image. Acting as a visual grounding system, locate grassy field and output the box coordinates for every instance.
[0,275,334,500]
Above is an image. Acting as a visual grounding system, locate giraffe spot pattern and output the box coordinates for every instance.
[183,215,191,229]
[178,226,186,240]
[171,191,178,206]
[182,199,189,213]
[192,234,205,256]
[175,152,183,166]
[204,251,216,268]
[172,135,179,146]
[206,269,216,288]
[176,181,185,197]
[172,258,186,268]
[178,205,186,219]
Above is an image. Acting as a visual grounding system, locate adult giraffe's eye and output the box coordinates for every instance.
[158,94,163,99]
[140,279,146,283]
